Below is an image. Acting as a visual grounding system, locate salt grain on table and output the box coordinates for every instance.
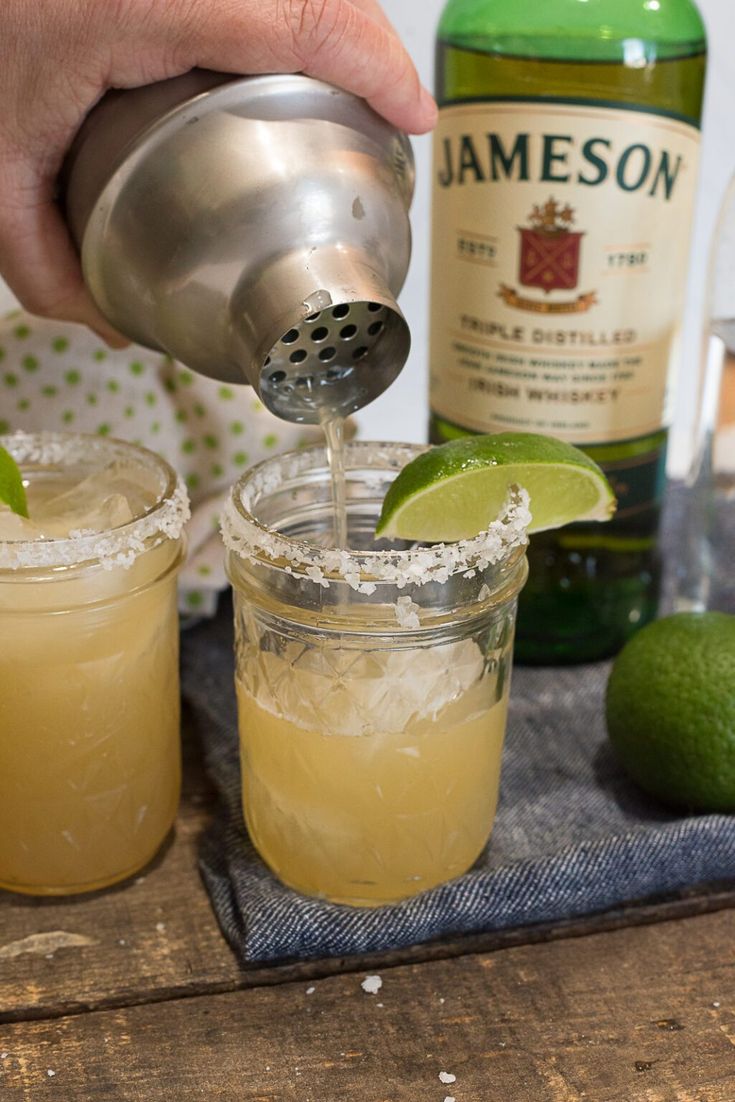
[361,975,382,995]
[306,986,315,995]
[439,1071,456,1084]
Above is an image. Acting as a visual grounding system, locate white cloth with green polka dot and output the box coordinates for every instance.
[0,310,322,615]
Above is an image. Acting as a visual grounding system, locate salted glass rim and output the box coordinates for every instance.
[221,440,530,593]
[0,431,190,571]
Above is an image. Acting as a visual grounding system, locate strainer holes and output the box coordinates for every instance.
[305,312,321,322]
[318,347,336,362]
[264,355,272,366]
[268,370,287,384]
[289,349,307,364]
[367,302,382,313]
[367,321,384,336]
[281,329,299,344]
[295,376,312,388]
[352,346,368,360]
[340,324,358,339]
[331,304,350,320]
[311,326,329,342]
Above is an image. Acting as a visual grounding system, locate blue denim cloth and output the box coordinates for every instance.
[182,492,735,963]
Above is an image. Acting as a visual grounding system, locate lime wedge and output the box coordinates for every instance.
[375,432,615,542]
[0,444,28,519]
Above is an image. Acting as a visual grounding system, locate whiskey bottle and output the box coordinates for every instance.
[429,0,706,663]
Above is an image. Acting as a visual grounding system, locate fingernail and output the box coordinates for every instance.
[420,87,438,128]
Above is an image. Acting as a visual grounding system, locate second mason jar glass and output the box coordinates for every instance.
[0,432,189,895]
[222,441,529,906]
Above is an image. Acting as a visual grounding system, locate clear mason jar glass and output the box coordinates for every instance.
[222,441,529,906]
[0,432,189,895]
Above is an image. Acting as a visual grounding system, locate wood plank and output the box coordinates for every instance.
[2,705,735,1024]
[2,908,734,1101]
[0,710,243,1021]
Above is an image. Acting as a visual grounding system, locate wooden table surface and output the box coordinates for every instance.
[2,712,735,1101]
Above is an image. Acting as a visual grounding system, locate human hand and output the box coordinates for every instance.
[0,0,436,343]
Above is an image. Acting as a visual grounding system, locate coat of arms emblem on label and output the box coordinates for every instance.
[499,198,597,314]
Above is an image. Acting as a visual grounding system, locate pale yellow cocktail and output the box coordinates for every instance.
[0,433,188,895]
[223,441,529,906]
[236,641,508,904]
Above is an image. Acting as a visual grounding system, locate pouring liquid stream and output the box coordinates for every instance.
[321,415,348,549]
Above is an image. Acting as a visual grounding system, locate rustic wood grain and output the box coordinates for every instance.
[3,708,735,1026]
[2,908,734,1102]
[0,709,242,1022]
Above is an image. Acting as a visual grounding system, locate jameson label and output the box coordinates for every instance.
[429,101,701,443]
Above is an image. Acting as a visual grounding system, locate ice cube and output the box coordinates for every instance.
[31,463,137,537]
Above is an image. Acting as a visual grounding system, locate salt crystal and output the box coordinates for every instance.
[713,1001,721,1008]
[394,596,420,630]
[306,986,316,995]
[155,922,166,933]
[444,1097,456,1102]
[1,1053,9,1059]
[361,974,382,995]
[439,1071,456,1084]
[47,1069,56,1077]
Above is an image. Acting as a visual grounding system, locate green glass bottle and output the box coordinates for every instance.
[429,0,706,663]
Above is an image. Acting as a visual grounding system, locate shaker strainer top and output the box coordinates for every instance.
[261,301,407,422]
[61,71,415,423]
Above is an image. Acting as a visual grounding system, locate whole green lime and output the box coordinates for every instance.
[606,612,735,812]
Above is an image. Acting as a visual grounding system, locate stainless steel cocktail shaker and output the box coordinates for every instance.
[62,71,414,423]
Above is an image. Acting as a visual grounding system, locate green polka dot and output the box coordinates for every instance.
[65,369,81,385]
[218,386,235,401]
[179,370,194,386]
[17,398,30,411]
[52,336,69,353]
[0,346,6,362]
[193,402,205,418]
[124,406,135,419]
[186,591,204,609]
[263,433,278,449]
[86,393,98,406]
[233,451,249,466]
[97,423,111,436]
[211,463,224,478]
[181,439,196,454]
[22,355,39,372]
[0,419,9,434]
[175,410,188,423]
[197,564,212,577]
[164,378,177,394]
[13,324,30,340]
[145,391,157,407]
[203,434,218,450]
[129,361,145,376]
[251,399,264,413]
[93,348,108,362]
[106,379,120,393]
[41,385,58,398]
[230,421,244,436]
[185,473,200,491]
[62,410,75,424]
[4,373,18,387]
[151,421,161,434]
